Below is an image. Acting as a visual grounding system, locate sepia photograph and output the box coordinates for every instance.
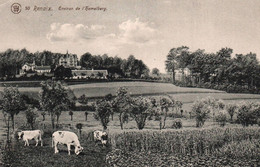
[0,0,260,166]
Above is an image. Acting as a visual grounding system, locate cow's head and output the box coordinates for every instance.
[17,131,24,140]
[75,146,83,155]
[101,133,108,145]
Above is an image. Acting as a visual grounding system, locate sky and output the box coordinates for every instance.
[1,0,260,73]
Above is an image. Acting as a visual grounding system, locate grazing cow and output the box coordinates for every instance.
[17,130,43,147]
[52,131,83,155]
[94,130,108,147]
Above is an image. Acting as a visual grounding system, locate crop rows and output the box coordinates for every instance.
[109,127,260,156]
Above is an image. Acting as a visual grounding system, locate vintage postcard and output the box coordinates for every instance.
[0,0,259,166]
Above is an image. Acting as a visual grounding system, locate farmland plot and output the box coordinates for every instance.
[0,109,260,166]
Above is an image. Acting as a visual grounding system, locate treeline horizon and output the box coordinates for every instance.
[165,46,260,89]
[0,48,149,79]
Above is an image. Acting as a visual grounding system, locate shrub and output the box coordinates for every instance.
[237,102,259,126]
[191,99,211,127]
[78,94,88,105]
[129,96,153,130]
[226,103,237,121]
[25,106,38,130]
[215,110,228,127]
[94,99,113,130]
[171,119,182,129]
[21,94,40,109]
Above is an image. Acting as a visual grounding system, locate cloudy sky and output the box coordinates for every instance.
[1,0,260,72]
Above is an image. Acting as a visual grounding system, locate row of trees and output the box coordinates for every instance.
[191,96,260,127]
[0,49,150,79]
[1,81,259,142]
[1,80,75,141]
[0,49,64,78]
[94,87,183,130]
[165,46,260,88]
[80,53,149,78]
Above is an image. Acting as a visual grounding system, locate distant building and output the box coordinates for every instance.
[71,69,108,79]
[19,58,51,76]
[59,51,79,68]
[35,66,51,73]
[21,60,36,71]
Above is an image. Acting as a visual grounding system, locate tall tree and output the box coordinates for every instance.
[2,87,25,131]
[94,99,113,130]
[112,87,132,130]
[165,46,190,83]
[129,96,153,130]
[39,80,75,129]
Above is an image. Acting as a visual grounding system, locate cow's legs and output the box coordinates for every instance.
[54,142,59,154]
[26,139,29,146]
[67,144,71,155]
[35,137,39,146]
[40,137,43,146]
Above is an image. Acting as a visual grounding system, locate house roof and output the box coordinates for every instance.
[23,63,34,67]
[60,54,77,59]
[72,70,108,76]
[35,66,51,70]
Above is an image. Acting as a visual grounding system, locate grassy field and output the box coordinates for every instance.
[1,109,259,166]
[0,81,224,99]
[1,106,260,166]
[1,82,260,166]
[1,81,260,101]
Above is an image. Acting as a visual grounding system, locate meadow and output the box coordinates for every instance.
[0,82,260,166]
[1,81,260,101]
[1,107,260,166]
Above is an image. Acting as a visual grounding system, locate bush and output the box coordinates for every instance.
[129,96,153,130]
[21,94,40,109]
[215,110,228,127]
[191,99,211,127]
[226,103,237,121]
[95,99,113,130]
[25,106,38,130]
[237,102,259,126]
[171,119,182,129]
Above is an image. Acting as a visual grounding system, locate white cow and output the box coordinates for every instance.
[52,131,83,155]
[17,130,43,147]
[94,130,108,147]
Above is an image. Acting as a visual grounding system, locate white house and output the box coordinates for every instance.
[59,51,79,68]
[21,61,36,71]
[71,69,108,79]
[35,66,51,73]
